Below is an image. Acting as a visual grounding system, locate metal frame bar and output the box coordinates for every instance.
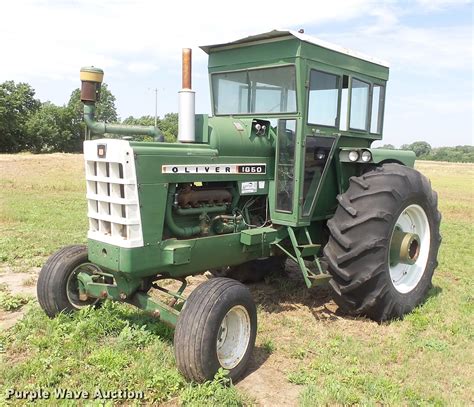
[77,270,187,327]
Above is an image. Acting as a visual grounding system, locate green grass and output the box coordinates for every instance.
[279,161,474,406]
[0,154,87,270]
[0,155,473,405]
[0,154,249,405]
[0,290,31,311]
[0,302,249,405]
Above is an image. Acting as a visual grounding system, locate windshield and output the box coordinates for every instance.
[212,66,297,115]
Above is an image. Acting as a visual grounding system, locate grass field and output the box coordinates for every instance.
[0,154,473,406]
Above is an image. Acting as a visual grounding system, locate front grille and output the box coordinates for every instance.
[84,140,143,248]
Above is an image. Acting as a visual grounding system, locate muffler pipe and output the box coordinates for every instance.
[178,48,195,143]
[182,48,192,89]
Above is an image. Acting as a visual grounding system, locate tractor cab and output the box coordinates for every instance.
[201,29,390,226]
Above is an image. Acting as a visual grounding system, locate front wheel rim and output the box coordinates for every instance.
[216,305,251,369]
[389,204,431,293]
[66,264,102,308]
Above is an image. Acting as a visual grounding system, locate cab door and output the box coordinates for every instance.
[298,68,341,225]
[271,118,299,226]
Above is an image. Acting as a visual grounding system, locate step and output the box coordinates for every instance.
[307,272,332,286]
[297,244,321,257]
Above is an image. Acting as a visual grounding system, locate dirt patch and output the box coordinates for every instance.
[237,354,301,406]
[0,269,38,331]
[0,269,39,297]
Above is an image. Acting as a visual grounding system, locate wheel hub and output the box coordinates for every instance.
[67,263,104,308]
[216,305,251,370]
[390,227,421,265]
[389,204,431,294]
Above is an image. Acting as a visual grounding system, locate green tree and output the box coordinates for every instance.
[400,141,432,157]
[426,145,474,163]
[159,113,178,142]
[66,83,119,150]
[379,143,395,149]
[121,115,160,142]
[410,141,432,157]
[0,81,40,152]
[122,115,157,127]
[68,83,118,123]
[122,113,177,142]
[26,102,79,153]
[122,113,178,143]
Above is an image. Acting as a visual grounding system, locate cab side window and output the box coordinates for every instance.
[308,70,340,127]
[350,78,370,130]
[370,84,385,134]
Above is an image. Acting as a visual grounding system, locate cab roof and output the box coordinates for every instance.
[200,29,390,68]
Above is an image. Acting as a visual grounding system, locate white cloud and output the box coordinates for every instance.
[319,17,472,75]
[126,62,158,74]
[365,5,400,34]
[3,0,469,82]
[0,0,374,81]
[415,0,472,10]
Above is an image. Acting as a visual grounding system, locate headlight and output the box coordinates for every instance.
[361,150,372,162]
[348,150,359,162]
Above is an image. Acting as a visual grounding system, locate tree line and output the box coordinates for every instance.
[0,81,177,153]
[379,142,473,163]
[1,80,472,162]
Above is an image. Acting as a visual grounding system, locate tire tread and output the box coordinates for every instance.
[324,164,441,321]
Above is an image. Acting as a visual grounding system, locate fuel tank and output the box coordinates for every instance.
[208,116,274,157]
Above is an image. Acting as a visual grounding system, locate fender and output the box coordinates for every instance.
[339,148,416,168]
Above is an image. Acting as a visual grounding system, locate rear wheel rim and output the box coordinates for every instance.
[216,305,251,369]
[389,204,430,293]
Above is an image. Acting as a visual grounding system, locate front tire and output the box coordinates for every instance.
[174,278,257,382]
[323,164,441,322]
[37,245,102,317]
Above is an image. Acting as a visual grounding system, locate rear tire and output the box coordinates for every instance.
[323,164,441,322]
[174,278,257,382]
[37,245,102,317]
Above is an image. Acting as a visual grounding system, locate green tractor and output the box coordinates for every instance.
[37,30,441,382]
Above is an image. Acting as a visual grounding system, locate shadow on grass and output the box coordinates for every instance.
[247,264,444,324]
[247,262,341,321]
[113,305,175,343]
[237,345,271,383]
[426,284,443,300]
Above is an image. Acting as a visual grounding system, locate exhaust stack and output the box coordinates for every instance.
[178,48,195,143]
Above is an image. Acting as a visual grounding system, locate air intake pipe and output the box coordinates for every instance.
[80,66,164,141]
[178,48,195,143]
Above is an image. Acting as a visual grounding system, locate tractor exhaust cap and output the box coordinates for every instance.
[178,48,195,143]
[80,66,104,103]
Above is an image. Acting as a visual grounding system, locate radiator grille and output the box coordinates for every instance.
[84,140,143,248]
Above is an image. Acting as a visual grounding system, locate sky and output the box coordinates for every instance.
[0,0,472,147]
